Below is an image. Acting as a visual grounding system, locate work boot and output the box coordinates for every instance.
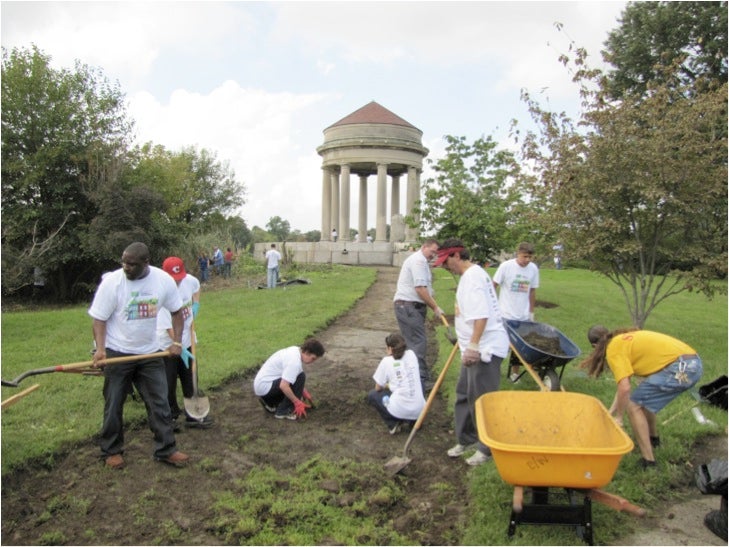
[105,454,125,469]
[156,451,190,467]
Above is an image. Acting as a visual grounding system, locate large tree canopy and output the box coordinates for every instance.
[518,15,727,327]
[603,1,728,97]
[2,46,247,301]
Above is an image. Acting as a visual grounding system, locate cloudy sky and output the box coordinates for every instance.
[2,1,627,233]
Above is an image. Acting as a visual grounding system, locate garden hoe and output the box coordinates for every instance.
[384,338,459,475]
[183,322,210,421]
[1,352,171,388]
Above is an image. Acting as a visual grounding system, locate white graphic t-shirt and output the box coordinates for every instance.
[372,349,425,420]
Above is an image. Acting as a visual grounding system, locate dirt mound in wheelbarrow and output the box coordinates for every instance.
[0,267,469,546]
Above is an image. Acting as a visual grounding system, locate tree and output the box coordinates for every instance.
[2,45,132,299]
[518,38,727,327]
[266,216,291,241]
[603,1,728,98]
[418,135,528,261]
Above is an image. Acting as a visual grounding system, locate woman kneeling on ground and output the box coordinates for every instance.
[367,333,426,435]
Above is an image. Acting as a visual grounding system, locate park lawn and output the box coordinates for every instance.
[430,266,727,545]
[0,265,376,474]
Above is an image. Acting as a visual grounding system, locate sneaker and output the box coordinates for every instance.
[105,454,125,469]
[275,412,297,421]
[447,444,467,458]
[156,451,189,467]
[259,398,276,414]
[466,450,491,466]
[389,422,403,435]
[509,372,520,383]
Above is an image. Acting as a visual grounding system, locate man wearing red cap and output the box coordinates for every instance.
[158,256,211,429]
[433,238,509,466]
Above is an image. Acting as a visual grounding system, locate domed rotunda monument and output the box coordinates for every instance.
[317,101,429,245]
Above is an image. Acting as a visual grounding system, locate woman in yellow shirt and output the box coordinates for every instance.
[581,326,703,468]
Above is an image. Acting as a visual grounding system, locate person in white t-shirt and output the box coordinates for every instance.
[157,256,211,429]
[433,238,509,466]
[367,333,426,434]
[265,244,282,289]
[492,242,540,382]
[88,242,188,470]
[253,338,325,420]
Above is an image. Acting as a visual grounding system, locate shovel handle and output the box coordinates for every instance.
[56,351,171,372]
[1,384,40,409]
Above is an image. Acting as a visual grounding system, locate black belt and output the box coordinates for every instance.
[394,300,425,309]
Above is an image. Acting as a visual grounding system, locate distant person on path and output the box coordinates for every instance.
[223,247,234,278]
[367,234,373,243]
[212,246,224,276]
[393,238,443,390]
[492,242,540,382]
[253,338,325,420]
[434,238,509,466]
[581,326,703,469]
[197,252,210,283]
[331,228,338,242]
[367,333,425,434]
[158,256,211,430]
[88,242,189,469]
[265,243,282,289]
[552,241,564,270]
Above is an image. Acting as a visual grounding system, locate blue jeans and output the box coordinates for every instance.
[632,355,703,414]
[267,267,279,289]
[100,350,177,459]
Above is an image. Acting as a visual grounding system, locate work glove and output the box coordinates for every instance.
[462,344,481,366]
[192,302,200,319]
[434,307,444,320]
[293,399,311,419]
[302,388,315,407]
[528,312,535,322]
[180,347,195,369]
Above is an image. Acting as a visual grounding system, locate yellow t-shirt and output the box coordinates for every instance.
[606,330,696,383]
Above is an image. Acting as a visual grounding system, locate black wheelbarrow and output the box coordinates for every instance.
[504,320,581,391]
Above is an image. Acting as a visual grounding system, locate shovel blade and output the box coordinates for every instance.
[384,455,412,475]
[183,394,210,420]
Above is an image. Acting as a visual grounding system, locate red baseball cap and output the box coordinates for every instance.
[162,256,186,281]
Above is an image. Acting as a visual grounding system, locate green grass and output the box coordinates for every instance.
[2,265,726,545]
[430,266,727,545]
[0,265,376,473]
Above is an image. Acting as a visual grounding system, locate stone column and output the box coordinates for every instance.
[406,166,418,241]
[376,163,388,242]
[358,174,368,242]
[391,174,400,217]
[321,168,331,240]
[330,170,340,241]
[339,164,351,242]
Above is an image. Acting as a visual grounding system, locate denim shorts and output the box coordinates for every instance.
[631,356,703,414]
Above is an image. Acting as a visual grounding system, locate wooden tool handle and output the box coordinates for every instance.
[589,489,647,517]
[57,351,171,372]
[2,384,40,409]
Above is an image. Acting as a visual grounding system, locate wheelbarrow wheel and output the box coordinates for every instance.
[540,369,560,391]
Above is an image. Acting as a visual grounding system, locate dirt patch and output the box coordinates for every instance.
[1,267,726,545]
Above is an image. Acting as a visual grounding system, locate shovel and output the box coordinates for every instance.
[440,314,457,345]
[1,352,171,388]
[384,341,460,475]
[183,322,210,421]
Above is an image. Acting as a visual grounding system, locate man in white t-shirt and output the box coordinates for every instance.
[88,242,188,469]
[433,238,509,466]
[492,242,540,382]
[253,338,325,420]
[393,238,444,390]
[265,244,282,289]
[367,333,426,434]
[157,256,211,429]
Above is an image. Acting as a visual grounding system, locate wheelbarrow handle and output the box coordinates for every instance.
[589,489,646,517]
[2,351,171,387]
